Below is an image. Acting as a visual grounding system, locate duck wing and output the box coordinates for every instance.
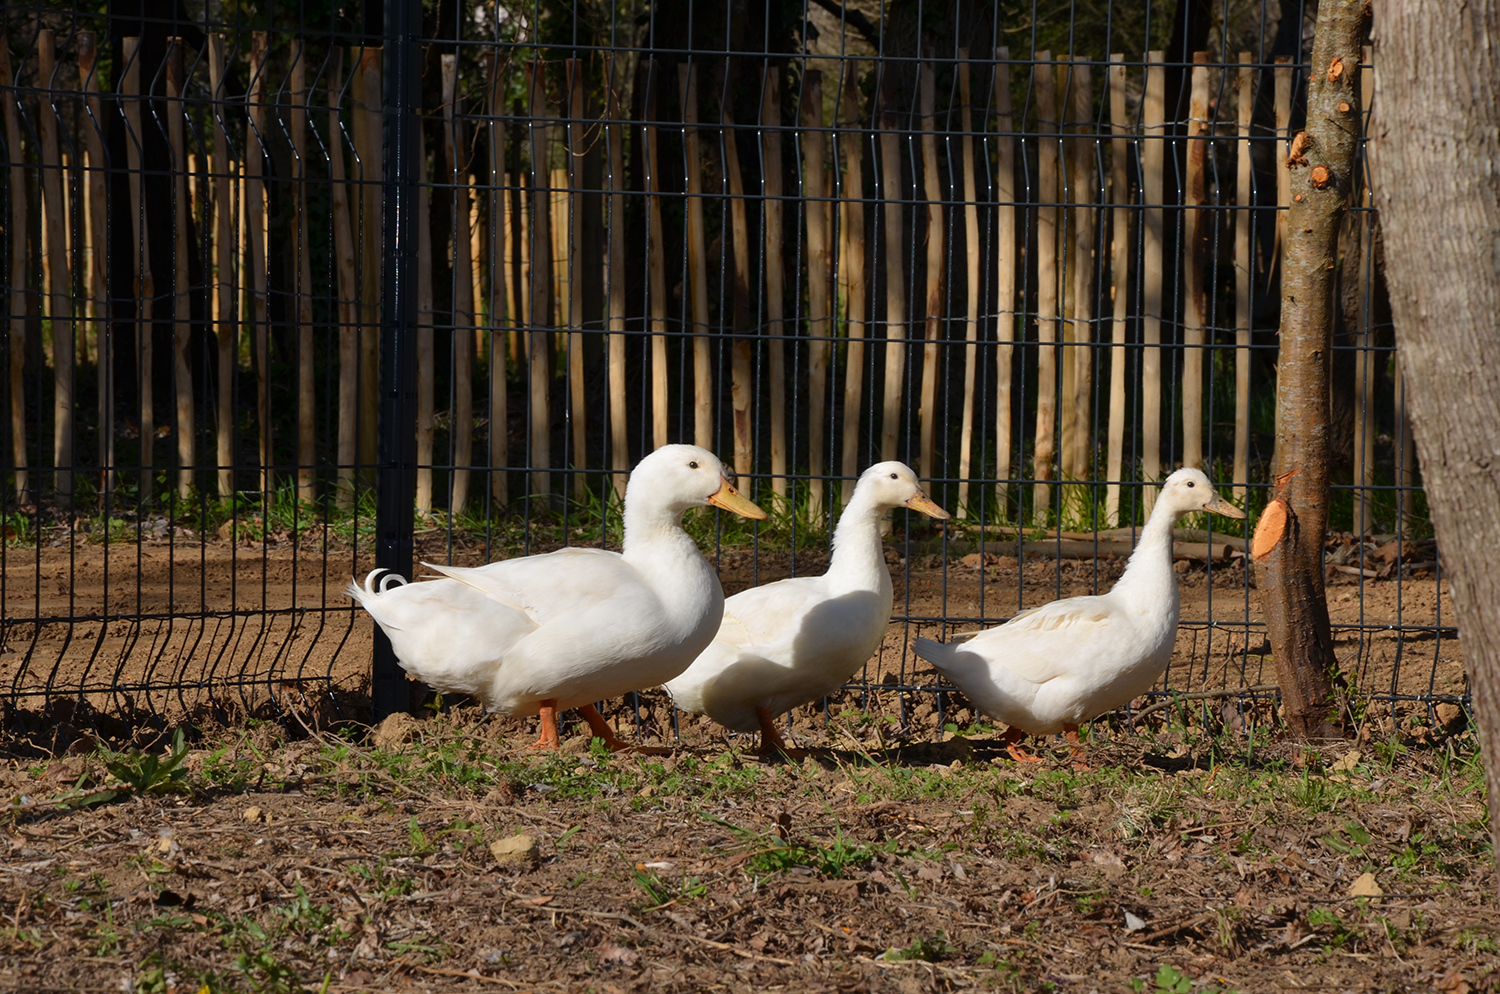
[421,548,654,626]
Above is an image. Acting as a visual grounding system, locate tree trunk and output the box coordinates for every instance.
[1370,0,1500,879]
[1254,0,1366,738]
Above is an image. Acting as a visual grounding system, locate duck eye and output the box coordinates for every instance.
[688,461,699,469]
[1186,480,1195,488]
[890,472,898,479]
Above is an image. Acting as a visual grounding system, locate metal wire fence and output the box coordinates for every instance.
[0,0,1463,745]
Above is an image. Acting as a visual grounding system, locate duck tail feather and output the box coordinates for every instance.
[912,636,950,667]
[349,568,409,604]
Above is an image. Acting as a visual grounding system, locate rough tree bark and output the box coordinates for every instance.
[1254,0,1366,738]
[1370,0,1500,875]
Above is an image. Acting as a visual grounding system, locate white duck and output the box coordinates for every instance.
[913,468,1244,761]
[665,461,949,756]
[348,444,766,750]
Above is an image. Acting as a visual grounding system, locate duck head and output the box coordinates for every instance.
[628,444,768,520]
[1157,468,1246,521]
[858,461,951,519]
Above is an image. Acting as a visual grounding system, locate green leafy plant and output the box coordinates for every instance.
[882,932,955,962]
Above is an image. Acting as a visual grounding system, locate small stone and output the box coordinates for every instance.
[370,712,421,750]
[1435,702,1464,729]
[490,834,539,868]
[243,806,266,823]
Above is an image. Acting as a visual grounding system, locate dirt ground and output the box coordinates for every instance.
[0,527,1465,742]
[1,712,1495,994]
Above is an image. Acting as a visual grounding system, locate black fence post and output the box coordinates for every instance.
[372,0,422,720]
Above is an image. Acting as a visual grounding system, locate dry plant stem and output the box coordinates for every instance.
[3,32,28,498]
[1068,62,1095,484]
[443,54,474,515]
[327,48,360,508]
[838,64,867,506]
[415,147,435,515]
[721,94,755,477]
[525,60,553,497]
[679,63,713,452]
[354,47,382,488]
[37,30,74,500]
[1181,53,1210,471]
[80,32,112,496]
[289,41,315,503]
[954,53,980,518]
[1139,51,1166,514]
[916,62,944,486]
[1257,0,1366,738]
[604,56,628,499]
[1372,0,1500,864]
[208,37,235,499]
[1031,54,1060,527]
[642,64,669,450]
[798,71,834,512]
[246,33,271,499]
[566,59,587,496]
[992,49,1016,520]
[1104,54,1130,527]
[877,111,905,466]
[487,54,509,508]
[1234,53,1253,501]
[121,38,153,497]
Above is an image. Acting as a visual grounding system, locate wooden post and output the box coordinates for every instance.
[1068,61,1096,485]
[415,129,435,515]
[1234,52,1253,500]
[794,70,825,517]
[641,63,669,450]
[442,53,474,515]
[525,59,553,496]
[37,29,74,500]
[993,51,1017,520]
[246,33,271,499]
[756,70,787,510]
[916,60,944,486]
[354,47,382,489]
[1140,50,1166,513]
[565,58,587,495]
[287,41,315,502]
[1,33,27,498]
[1057,62,1077,485]
[208,37,235,498]
[165,37,196,499]
[837,64,867,506]
[121,37,154,498]
[80,31,112,495]
[722,91,755,478]
[679,63,713,451]
[486,53,509,508]
[1104,55,1131,526]
[1352,48,1376,534]
[604,55,628,498]
[328,48,360,508]
[877,110,905,465]
[1182,52,1210,471]
[955,52,981,519]
[1032,53,1060,526]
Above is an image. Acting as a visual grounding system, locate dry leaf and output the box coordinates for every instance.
[1332,750,1361,772]
[1348,871,1382,897]
[598,943,640,966]
[1251,499,1290,561]
[1123,911,1146,932]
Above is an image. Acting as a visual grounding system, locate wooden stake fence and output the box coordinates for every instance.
[121,36,154,498]
[1104,54,1130,526]
[993,49,1017,519]
[1032,53,1060,526]
[37,29,74,500]
[916,61,944,485]
[442,53,474,514]
[795,70,823,515]
[1182,52,1210,472]
[1139,50,1166,514]
[837,64,868,507]
[955,53,981,519]
[2,31,29,499]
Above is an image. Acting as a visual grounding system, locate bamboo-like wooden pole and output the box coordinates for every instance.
[514,169,530,360]
[764,69,794,509]
[565,58,587,495]
[679,63,713,451]
[798,68,834,515]
[121,37,154,498]
[916,61,944,486]
[1,33,27,498]
[470,180,484,365]
[1056,63,1076,483]
[208,36,235,498]
[80,31,112,495]
[1270,56,1292,294]
[165,37,195,499]
[722,93,755,478]
[247,33,271,499]
[993,50,1016,519]
[1352,47,1376,535]
[486,53,509,508]
[1104,55,1131,526]
[878,110,905,465]
[354,47,382,488]
[1068,62,1096,485]
[288,41,315,502]
[442,53,474,515]
[1032,53,1060,527]
[328,48,360,508]
[37,29,74,500]
[525,59,553,496]
[1233,52,1253,501]
[838,64,867,506]
[1181,52,1210,472]
[1139,50,1166,514]
[954,52,981,519]
[415,131,435,515]
[604,55,628,498]
[642,64,669,450]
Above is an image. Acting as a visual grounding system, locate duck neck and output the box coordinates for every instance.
[826,490,894,595]
[622,503,699,565]
[1111,500,1181,604]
